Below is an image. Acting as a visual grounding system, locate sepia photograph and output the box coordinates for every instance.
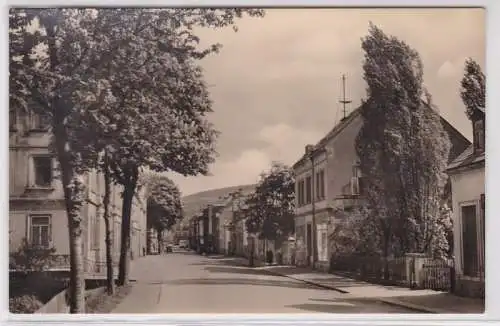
[8,6,485,315]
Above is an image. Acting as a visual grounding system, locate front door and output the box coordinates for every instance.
[306,223,312,266]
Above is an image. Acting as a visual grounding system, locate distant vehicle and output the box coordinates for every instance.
[165,244,173,253]
[179,240,188,249]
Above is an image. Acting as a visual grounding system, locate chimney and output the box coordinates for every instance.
[305,144,314,155]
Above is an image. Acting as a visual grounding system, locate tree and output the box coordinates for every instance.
[460,58,486,120]
[328,207,380,257]
[356,23,451,262]
[145,174,183,253]
[71,9,265,287]
[245,162,295,243]
[10,8,265,310]
[10,9,103,312]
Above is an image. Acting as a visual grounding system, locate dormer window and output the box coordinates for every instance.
[473,119,485,153]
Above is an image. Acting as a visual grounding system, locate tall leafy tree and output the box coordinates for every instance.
[145,174,183,253]
[10,8,264,311]
[72,9,265,286]
[460,58,486,119]
[355,23,451,263]
[245,162,295,243]
[10,9,103,312]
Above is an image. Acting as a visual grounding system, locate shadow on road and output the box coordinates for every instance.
[164,277,319,290]
[204,266,275,276]
[189,256,249,268]
[286,297,424,314]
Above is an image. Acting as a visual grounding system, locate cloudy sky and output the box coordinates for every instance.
[169,7,485,196]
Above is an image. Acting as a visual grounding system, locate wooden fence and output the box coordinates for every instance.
[329,254,454,291]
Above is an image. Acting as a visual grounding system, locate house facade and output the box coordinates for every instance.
[293,105,471,272]
[293,110,364,271]
[447,108,485,298]
[9,106,147,275]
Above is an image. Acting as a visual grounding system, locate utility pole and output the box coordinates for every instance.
[340,74,352,120]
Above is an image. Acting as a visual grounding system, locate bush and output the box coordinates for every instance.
[10,239,56,272]
[9,294,43,313]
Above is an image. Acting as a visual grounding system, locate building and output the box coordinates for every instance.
[293,105,471,272]
[447,107,485,298]
[9,106,147,276]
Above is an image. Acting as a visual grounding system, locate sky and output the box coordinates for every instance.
[165,8,486,197]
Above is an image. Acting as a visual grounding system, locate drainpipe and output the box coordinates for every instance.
[310,151,318,267]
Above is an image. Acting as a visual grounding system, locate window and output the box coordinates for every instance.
[305,176,312,204]
[474,119,485,153]
[297,179,305,207]
[9,108,17,131]
[316,170,325,200]
[30,111,51,131]
[33,156,53,187]
[30,215,51,248]
[461,205,479,277]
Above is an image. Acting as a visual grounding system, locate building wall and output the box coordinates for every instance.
[449,165,485,297]
[294,114,363,265]
[9,108,148,274]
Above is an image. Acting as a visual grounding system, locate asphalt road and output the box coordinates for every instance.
[112,251,417,313]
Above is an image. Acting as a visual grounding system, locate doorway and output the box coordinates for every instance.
[306,223,312,266]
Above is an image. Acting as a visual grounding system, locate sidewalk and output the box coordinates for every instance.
[232,257,484,314]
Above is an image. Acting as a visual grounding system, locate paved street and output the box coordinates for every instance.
[112,252,418,313]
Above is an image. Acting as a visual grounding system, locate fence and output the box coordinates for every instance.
[329,254,454,291]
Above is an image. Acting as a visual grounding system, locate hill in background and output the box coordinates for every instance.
[181,184,256,221]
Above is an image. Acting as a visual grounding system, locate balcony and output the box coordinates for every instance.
[330,177,366,212]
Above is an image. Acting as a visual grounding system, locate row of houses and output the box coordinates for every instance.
[187,103,485,298]
[293,103,484,298]
[9,106,148,276]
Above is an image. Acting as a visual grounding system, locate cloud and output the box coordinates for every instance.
[177,8,484,195]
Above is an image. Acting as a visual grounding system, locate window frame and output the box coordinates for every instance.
[29,110,51,132]
[305,176,312,204]
[30,155,54,189]
[473,119,485,153]
[28,214,52,248]
[9,107,17,131]
[459,200,482,279]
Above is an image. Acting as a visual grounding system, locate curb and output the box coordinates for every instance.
[266,270,349,294]
[375,298,438,313]
[218,256,438,313]
[266,270,440,313]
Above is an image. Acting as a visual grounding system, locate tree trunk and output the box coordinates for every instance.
[117,174,137,286]
[54,130,86,313]
[102,151,115,295]
[157,228,163,254]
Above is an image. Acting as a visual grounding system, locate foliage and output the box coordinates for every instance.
[145,173,183,232]
[10,8,265,294]
[9,294,43,314]
[460,58,486,119]
[245,162,295,241]
[329,207,381,257]
[9,239,57,272]
[355,23,451,258]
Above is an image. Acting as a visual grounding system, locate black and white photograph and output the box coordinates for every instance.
[8,6,486,316]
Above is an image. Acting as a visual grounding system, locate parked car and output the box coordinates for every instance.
[179,240,188,249]
[165,244,173,253]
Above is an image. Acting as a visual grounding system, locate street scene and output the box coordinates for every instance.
[111,251,414,314]
[9,8,485,315]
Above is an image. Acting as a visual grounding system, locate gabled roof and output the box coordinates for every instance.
[292,102,471,170]
[447,144,485,173]
[293,108,361,169]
